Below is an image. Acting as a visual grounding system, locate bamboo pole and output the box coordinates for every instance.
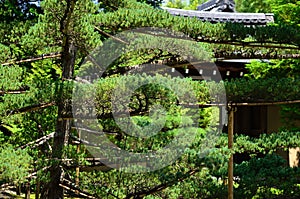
[75,130,81,198]
[228,106,235,199]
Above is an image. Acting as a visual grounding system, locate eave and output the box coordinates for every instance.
[163,7,274,25]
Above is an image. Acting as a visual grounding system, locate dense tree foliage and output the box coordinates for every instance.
[0,0,300,198]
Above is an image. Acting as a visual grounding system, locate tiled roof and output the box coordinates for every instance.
[197,0,235,12]
[163,7,274,25]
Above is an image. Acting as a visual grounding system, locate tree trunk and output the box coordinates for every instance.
[46,37,76,198]
[45,1,77,197]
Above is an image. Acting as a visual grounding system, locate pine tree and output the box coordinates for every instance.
[1,0,300,198]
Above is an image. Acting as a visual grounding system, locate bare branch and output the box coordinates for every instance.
[125,169,200,199]
[19,132,55,149]
[94,26,129,45]
[0,90,28,94]
[59,183,99,199]
[1,52,61,66]
[6,102,55,116]
[26,166,52,179]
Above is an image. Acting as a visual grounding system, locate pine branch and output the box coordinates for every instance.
[154,31,300,50]
[0,90,28,94]
[19,132,55,149]
[94,26,129,44]
[59,183,99,199]
[6,102,55,116]
[125,168,201,199]
[1,52,61,66]
[71,127,119,136]
[70,134,115,147]
[195,39,300,50]
[0,183,13,189]
[26,166,52,179]
[215,52,300,59]
[180,100,300,107]
[60,177,105,199]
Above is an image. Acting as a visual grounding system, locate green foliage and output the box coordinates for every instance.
[75,132,225,198]
[245,47,300,134]
[280,104,300,132]
[215,131,300,155]
[246,59,300,79]
[36,0,101,55]
[96,3,300,47]
[74,74,219,159]
[236,0,300,27]
[76,72,300,107]
[245,60,273,79]
[269,0,300,26]
[0,0,41,61]
[166,0,187,9]
[74,130,300,198]
[0,66,24,90]
[165,0,207,10]
[223,77,300,102]
[234,154,300,199]
[235,0,272,13]
[137,0,164,8]
[1,0,300,198]
[0,0,41,22]
[0,145,33,185]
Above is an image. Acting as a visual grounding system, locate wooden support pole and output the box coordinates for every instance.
[35,178,40,199]
[75,148,80,187]
[75,130,81,198]
[25,180,30,199]
[219,106,224,134]
[228,106,234,199]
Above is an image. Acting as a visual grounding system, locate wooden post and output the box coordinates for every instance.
[35,178,40,199]
[219,106,225,134]
[75,146,80,187]
[75,130,81,198]
[228,106,234,199]
[25,180,30,199]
